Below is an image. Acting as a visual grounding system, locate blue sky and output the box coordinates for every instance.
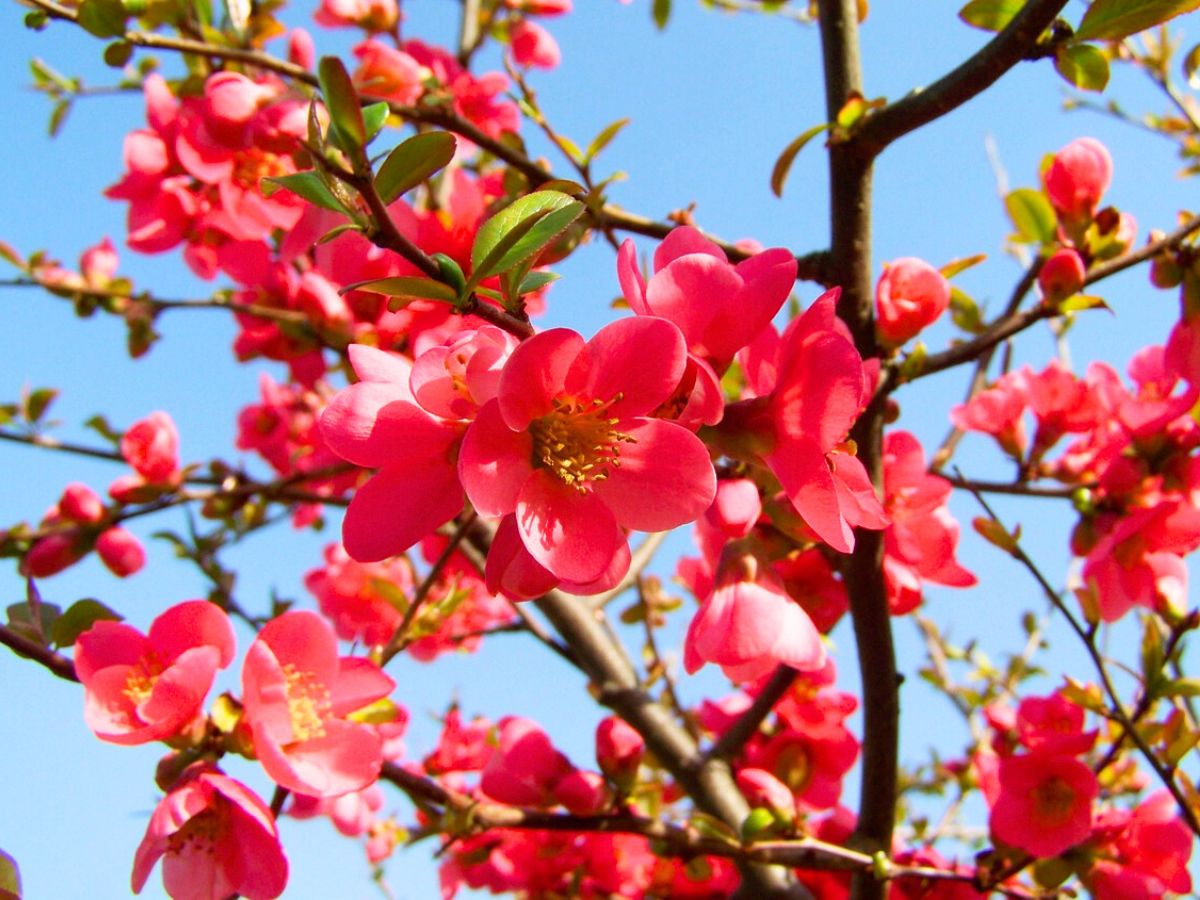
[0,1,1197,897]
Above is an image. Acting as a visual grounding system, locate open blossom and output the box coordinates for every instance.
[242,610,396,797]
[1043,137,1113,222]
[989,752,1098,858]
[874,257,951,347]
[459,316,715,585]
[726,290,887,552]
[1089,790,1193,898]
[882,430,975,614]
[74,600,236,745]
[684,550,826,682]
[132,764,287,900]
[314,0,398,31]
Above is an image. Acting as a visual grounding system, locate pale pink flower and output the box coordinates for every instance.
[132,764,287,900]
[242,610,395,797]
[74,600,236,745]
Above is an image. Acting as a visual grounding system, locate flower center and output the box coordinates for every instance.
[238,148,291,191]
[167,806,223,858]
[529,395,635,492]
[123,651,166,706]
[283,663,332,742]
[1032,776,1076,824]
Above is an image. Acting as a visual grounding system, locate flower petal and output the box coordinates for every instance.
[498,329,583,430]
[767,442,854,553]
[516,470,623,583]
[458,399,534,517]
[569,317,686,418]
[342,460,462,562]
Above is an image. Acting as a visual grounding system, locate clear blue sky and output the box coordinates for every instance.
[0,1,1195,897]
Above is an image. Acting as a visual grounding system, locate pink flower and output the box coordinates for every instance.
[759,290,887,552]
[315,0,398,31]
[1043,137,1112,222]
[882,430,975,614]
[988,752,1098,858]
[74,600,236,745]
[874,257,951,347]
[595,716,644,787]
[684,552,826,682]
[480,716,574,806]
[320,343,468,562]
[458,316,715,585]
[506,0,572,13]
[736,767,796,821]
[483,513,632,600]
[23,531,87,578]
[509,20,561,69]
[353,41,425,106]
[121,411,181,484]
[132,764,288,900]
[241,610,395,797]
[1016,692,1096,756]
[304,543,410,647]
[1038,247,1087,303]
[95,526,147,577]
[617,227,797,372]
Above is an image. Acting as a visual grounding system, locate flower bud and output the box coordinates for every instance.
[121,411,180,483]
[552,769,611,815]
[80,238,119,288]
[595,716,644,790]
[95,526,146,577]
[875,257,951,347]
[23,531,88,578]
[58,482,106,524]
[1038,248,1086,304]
[1043,137,1112,222]
[509,20,561,70]
[736,767,796,823]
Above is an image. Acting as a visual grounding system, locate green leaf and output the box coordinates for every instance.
[339,276,459,305]
[24,387,58,423]
[1055,44,1110,92]
[0,847,21,900]
[375,132,457,204]
[770,123,830,198]
[48,99,71,138]
[1184,42,1200,89]
[1074,0,1200,42]
[103,40,133,68]
[317,56,366,155]
[50,599,123,649]
[584,117,630,164]
[84,414,122,446]
[433,253,467,297]
[1057,293,1110,313]
[652,0,671,29]
[939,253,987,279]
[6,601,62,644]
[517,271,560,295]
[316,223,363,244]
[468,191,585,289]
[77,0,128,37]
[361,101,390,143]
[1004,188,1058,245]
[740,808,778,842]
[958,0,1024,31]
[261,172,346,213]
[1163,678,1200,698]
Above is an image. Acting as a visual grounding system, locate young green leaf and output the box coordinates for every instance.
[77,0,128,38]
[1073,0,1200,42]
[653,0,671,29]
[375,132,457,204]
[261,172,347,214]
[337,276,459,304]
[468,191,584,289]
[50,599,124,649]
[317,56,367,155]
[361,101,390,143]
[958,0,1024,32]
[584,117,630,164]
[1004,188,1058,245]
[770,123,830,198]
[1054,44,1110,92]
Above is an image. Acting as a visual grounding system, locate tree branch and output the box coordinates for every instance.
[854,0,1070,156]
[0,622,78,682]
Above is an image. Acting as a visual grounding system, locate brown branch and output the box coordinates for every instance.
[816,6,895,898]
[0,622,78,682]
[704,665,799,765]
[853,0,1070,156]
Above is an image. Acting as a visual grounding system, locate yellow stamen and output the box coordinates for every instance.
[529,394,636,493]
[283,663,332,742]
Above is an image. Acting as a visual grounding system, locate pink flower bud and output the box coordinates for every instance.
[874,257,951,347]
[24,532,88,578]
[288,28,316,69]
[121,411,180,483]
[595,716,644,784]
[509,20,561,69]
[1038,248,1086,303]
[96,527,146,578]
[552,769,611,814]
[736,767,795,821]
[58,482,106,524]
[480,717,574,807]
[204,72,273,133]
[1043,137,1112,222]
[80,238,119,288]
